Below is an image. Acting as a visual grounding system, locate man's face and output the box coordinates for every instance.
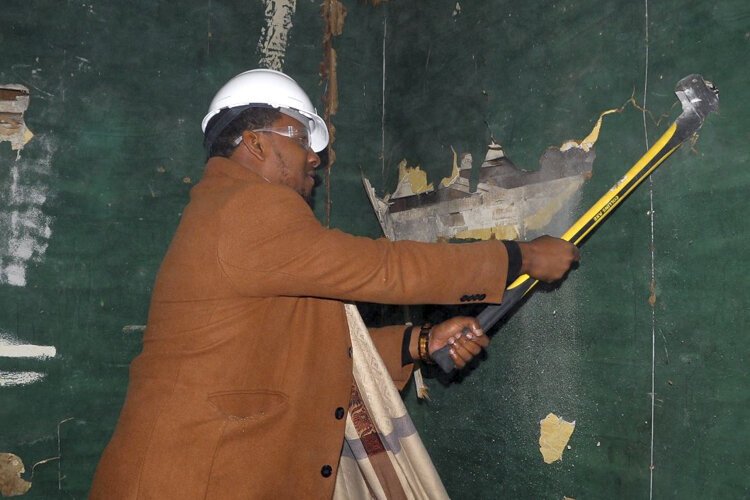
[260,114,321,201]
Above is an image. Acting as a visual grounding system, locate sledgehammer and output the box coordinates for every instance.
[432,74,719,373]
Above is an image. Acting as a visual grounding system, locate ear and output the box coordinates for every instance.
[240,130,265,161]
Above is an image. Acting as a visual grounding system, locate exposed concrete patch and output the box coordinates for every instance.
[363,142,593,243]
[362,109,622,243]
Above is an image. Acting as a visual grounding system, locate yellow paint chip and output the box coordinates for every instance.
[560,108,620,152]
[539,413,575,464]
[440,146,460,187]
[454,225,518,241]
[394,160,433,196]
[22,127,34,146]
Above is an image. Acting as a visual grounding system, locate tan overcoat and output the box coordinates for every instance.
[90,157,509,499]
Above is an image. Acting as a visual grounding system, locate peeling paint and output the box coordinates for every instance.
[0,85,34,152]
[560,108,620,152]
[0,453,31,496]
[321,0,347,226]
[363,141,593,242]
[257,0,297,71]
[393,161,434,198]
[362,107,623,242]
[439,148,461,188]
[539,413,575,464]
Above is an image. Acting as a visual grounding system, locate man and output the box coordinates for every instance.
[91,69,578,499]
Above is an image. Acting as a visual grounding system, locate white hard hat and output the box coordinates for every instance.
[201,69,329,152]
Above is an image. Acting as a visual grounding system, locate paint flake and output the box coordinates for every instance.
[0,453,32,496]
[539,413,575,464]
[560,108,619,152]
[392,161,434,198]
[0,85,34,151]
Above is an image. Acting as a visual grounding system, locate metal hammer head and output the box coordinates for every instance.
[675,74,720,121]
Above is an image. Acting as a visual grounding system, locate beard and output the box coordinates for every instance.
[274,149,315,203]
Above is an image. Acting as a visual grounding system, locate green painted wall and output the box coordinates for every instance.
[1,1,747,498]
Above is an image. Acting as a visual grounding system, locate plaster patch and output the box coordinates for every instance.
[0,453,31,496]
[258,0,297,71]
[539,413,576,464]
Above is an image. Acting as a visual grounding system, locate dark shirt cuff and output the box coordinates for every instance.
[401,325,414,366]
[502,240,522,286]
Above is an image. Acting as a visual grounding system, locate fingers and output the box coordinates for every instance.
[427,317,490,370]
[445,327,488,369]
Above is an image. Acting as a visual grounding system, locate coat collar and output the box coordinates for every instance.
[203,156,267,184]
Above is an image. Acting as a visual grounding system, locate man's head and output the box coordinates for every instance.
[234,112,322,200]
[201,69,329,201]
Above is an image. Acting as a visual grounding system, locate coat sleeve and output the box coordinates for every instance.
[368,325,414,391]
[218,183,510,305]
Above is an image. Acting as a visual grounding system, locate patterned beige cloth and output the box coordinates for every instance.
[333,304,449,500]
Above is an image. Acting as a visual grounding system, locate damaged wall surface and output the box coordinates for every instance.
[351,2,747,499]
[1,1,748,498]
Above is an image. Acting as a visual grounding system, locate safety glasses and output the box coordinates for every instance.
[247,126,312,151]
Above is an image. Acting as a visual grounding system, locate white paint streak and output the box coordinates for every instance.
[0,371,46,387]
[0,344,56,359]
[0,332,56,387]
[0,331,56,358]
[257,0,296,71]
[0,136,55,286]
